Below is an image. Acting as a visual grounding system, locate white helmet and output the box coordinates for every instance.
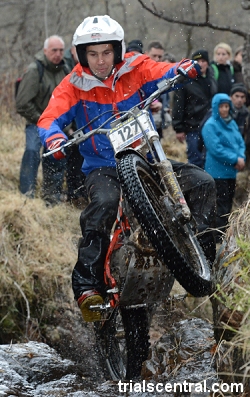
[73,15,126,67]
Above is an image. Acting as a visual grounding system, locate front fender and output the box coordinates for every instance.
[115,148,149,164]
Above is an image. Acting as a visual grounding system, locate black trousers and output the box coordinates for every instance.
[214,178,236,240]
[66,145,86,201]
[72,162,216,300]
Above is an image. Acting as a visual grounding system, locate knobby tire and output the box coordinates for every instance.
[116,153,211,297]
[95,306,150,380]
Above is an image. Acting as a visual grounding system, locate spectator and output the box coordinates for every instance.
[232,45,244,84]
[211,42,235,95]
[146,40,164,61]
[64,44,79,70]
[64,44,87,208]
[146,40,165,138]
[198,82,250,166]
[172,49,217,168]
[126,39,143,54]
[161,52,177,130]
[16,35,70,204]
[37,15,215,323]
[230,83,249,136]
[230,83,250,205]
[164,52,176,63]
[201,93,245,242]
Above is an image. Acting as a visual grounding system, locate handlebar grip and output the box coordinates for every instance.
[42,140,74,158]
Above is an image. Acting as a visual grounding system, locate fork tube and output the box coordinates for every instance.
[152,139,167,161]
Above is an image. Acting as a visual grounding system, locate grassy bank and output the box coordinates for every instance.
[0,113,81,341]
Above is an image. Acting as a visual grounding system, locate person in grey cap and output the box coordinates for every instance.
[172,49,217,168]
[230,83,249,136]
[230,83,250,206]
[126,39,143,54]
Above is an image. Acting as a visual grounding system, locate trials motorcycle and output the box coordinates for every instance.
[44,64,212,381]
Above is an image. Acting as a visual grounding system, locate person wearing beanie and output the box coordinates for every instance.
[230,82,248,97]
[230,83,249,135]
[192,49,209,64]
[126,39,143,54]
[202,93,245,242]
[172,48,217,168]
[230,83,250,207]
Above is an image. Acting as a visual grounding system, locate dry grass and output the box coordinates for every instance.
[212,201,250,391]
[0,113,81,341]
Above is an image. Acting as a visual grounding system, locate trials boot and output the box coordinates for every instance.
[77,290,104,322]
[72,232,110,322]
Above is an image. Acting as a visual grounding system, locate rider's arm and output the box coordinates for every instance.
[136,57,199,98]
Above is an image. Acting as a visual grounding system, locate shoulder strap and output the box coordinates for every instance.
[63,63,70,76]
[35,59,44,83]
[211,63,219,80]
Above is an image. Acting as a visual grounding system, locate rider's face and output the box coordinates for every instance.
[86,43,115,79]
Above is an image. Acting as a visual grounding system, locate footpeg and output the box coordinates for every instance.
[89,303,111,311]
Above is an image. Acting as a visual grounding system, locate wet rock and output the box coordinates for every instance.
[142,317,218,390]
[0,318,219,397]
[0,341,91,396]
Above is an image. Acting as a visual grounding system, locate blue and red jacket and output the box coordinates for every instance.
[38,53,178,175]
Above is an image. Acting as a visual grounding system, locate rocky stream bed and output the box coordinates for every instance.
[0,295,219,397]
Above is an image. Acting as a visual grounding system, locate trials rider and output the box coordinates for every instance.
[38,15,216,322]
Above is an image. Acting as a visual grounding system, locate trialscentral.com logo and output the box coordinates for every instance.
[117,380,244,394]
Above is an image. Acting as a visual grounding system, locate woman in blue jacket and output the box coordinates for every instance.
[202,93,245,242]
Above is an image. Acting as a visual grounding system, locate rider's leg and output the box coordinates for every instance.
[72,167,120,321]
[171,160,217,265]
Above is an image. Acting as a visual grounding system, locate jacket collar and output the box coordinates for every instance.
[69,53,146,92]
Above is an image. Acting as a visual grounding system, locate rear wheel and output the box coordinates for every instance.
[95,306,150,380]
[117,153,211,297]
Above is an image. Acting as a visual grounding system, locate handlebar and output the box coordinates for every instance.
[42,128,109,157]
[42,61,197,158]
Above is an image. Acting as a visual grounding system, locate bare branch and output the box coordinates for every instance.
[205,0,209,23]
[137,0,247,38]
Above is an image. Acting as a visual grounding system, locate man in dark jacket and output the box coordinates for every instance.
[16,35,70,204]
[230,83,250,206]
[172,49,217,168]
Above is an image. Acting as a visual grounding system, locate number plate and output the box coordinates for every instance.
[108,111,153,153]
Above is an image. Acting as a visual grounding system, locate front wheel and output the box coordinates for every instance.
[116,153,211,297]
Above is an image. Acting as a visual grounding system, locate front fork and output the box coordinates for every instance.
[152,138,191,223]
